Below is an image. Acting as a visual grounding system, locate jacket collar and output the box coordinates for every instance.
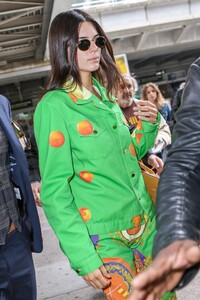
[62,77,116,108]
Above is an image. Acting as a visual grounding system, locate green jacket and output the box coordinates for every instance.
[34,78,160,276]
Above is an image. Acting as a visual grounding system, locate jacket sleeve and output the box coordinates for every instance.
[157,115,171,146]
[34,99,103,276]
[169,88,183,132]
[131,113,161,160]
[153,57,200,287]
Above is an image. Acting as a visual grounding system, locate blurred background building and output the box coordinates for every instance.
[0,0,199,134]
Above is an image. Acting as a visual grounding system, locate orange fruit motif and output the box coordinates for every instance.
[77,120,93,135]
[127,215,142,235]
[79,171,94,183]
[136,120,142,130]
[69,93,78,102]
[49,131,65,148]
[136,133,142,144]
[132,215,141,226]
[79,207,91,222]
[129,143,136,156]
[127,227,141,235]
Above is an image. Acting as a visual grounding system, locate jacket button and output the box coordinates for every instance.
[131,173,135,177]
[123,148,127,153]
[113,125,117,129]
[93,130,98,134]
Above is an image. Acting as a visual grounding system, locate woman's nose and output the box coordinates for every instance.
[90,40,98,51]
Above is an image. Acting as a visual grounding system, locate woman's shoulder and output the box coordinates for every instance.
[0,94,10,107]
[37,89,74,110]
[40,89,68,102]
[36,89,72,116]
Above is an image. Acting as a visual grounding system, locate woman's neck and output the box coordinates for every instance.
[81,73,101,100]
[81,72,93,91]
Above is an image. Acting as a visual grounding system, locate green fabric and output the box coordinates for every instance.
[34,78,160,276]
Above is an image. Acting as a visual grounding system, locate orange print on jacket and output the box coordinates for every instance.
[77,120,93,135]
[129,143,136,156]
[79,171,94,183]
[136,120,142,130]
[69,93,78,102]
[79,207,91,222]
[49,131,65,148]
[136,133,142,144]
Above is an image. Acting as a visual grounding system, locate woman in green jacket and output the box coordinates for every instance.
[34,9,175,300]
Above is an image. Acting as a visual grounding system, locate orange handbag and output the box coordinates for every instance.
[138,160,160,205]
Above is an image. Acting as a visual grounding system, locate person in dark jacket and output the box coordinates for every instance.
[0,94,43,300]
[129,58,200,299]
[25,126,41,207]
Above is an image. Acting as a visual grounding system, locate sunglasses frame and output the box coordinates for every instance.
[77,36,106,51]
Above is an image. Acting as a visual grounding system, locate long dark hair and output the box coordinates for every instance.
[43,9,124,100]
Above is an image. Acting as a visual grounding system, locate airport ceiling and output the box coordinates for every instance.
[0,0,200,107]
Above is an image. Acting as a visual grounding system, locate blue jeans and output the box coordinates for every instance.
[0,226,36,300]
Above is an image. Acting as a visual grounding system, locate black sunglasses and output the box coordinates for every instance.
[77,36,106,51]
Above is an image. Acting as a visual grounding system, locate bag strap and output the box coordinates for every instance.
[138,160,156,175]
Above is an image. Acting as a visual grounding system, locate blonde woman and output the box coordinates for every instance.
[141,82,171,124]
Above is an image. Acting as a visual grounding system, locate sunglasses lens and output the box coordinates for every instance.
[78,39,91,51]
[96,36,106,48]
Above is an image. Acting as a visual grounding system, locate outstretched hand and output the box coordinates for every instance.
[133,100,158,124]
[31,181,42,207]
[83,265,111,289]
[129,239,200,300]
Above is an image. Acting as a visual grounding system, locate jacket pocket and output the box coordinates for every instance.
[70,119,113,160]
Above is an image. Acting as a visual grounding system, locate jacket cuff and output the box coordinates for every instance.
[143,112,161,133]
[72,252,103,276]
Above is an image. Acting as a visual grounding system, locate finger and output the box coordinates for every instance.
[133,104,157,113]
[134,107,157,115]
[84,272,110,289]
[100,265,111,279]
[134,111,156,119]
[137,116,157,124]
[185,243,200,267]
[136,100,156,108]
[146,293,158,300]
[131,283,156,300]
[91,277,109,289]
[36,200,42,207]
[84,278,97,289]
[164,271,184,293]
[134,110,157,120]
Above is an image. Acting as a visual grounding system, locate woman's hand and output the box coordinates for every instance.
[133,100,158,124]
[130,240,200,300]
[83,265,111,289]
[148,154,163,175]
[31,181,42,207]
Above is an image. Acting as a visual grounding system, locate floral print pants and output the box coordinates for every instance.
[90,214,176,300]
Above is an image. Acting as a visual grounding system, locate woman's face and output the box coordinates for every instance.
[146,86,157,103]
[76,21,102,78]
